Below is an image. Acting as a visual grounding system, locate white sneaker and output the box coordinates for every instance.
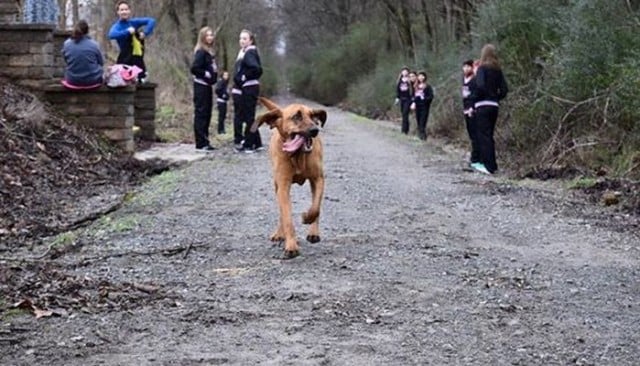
[471,163,491,175]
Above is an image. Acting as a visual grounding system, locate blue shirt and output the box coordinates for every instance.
[108,17,156,54]
[62,36,104,86]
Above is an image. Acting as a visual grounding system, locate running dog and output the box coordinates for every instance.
[251,97,327,259]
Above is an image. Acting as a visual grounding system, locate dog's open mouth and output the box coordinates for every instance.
[282,134,313,153]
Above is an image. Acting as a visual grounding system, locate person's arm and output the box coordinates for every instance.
[108,22,131,40]
[498,71,508,100]
[424,85,434,103]
[242,50,262,81]
[132,17,156,37]
[190,50,207,78]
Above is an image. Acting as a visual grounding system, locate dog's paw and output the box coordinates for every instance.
[270,233,285,242]
[306,234,321,243]
[282,249,300,259]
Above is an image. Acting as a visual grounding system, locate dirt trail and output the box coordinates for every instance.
[2,97,639,366]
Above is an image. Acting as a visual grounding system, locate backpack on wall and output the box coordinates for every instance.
[105,64,142,88]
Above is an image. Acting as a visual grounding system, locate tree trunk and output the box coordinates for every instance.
[381,0,415,62]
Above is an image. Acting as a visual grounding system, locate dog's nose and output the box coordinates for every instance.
[308,126,319,138]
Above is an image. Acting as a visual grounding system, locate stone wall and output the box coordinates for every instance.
[53,30,69,79]
[0,23,55,88]
[0,0,19,23]
[43,84,137,153]
[134,83,157,141]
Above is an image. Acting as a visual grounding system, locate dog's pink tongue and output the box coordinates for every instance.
[282,135,305,152]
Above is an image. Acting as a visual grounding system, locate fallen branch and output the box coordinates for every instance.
[75,243,208,264]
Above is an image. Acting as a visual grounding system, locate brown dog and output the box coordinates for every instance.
[251,97,327,258]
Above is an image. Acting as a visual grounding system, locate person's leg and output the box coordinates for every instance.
[242,86,259,150]
[401,99,411,134]
[217,102,227,134]
[202,86,213,146]
[232,92,243,146]
[423,105,431,140]
[475,106,499,173]
[193,83,208,149]
[465,114,479,163]
[416,106,426,140]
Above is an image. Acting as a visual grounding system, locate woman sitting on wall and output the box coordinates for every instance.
[61,20,104,90]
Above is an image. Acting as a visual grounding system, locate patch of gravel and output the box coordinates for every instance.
[1,97,638,366]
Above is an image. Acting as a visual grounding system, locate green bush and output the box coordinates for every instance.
[289,23,383,105]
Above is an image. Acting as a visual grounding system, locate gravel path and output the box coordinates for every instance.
[2,97,639,366]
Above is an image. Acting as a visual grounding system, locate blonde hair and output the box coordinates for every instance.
[194,26,215,54]
[480,44,501,69]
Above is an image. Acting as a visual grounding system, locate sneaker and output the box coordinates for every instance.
[196,145,216,152]
[255,146,266,152]
[234,143,243,151]
[243,148,256,154]
[471,163,491,175]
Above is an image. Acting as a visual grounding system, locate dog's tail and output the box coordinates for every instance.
[259,97,280,111]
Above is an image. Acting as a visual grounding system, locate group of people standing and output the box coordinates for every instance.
[461,44,509,175]
[395,68,434,140]
[190,28,264,153]
[395,43,508,175]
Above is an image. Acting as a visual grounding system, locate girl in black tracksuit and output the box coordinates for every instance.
[233,29,263,152]
[396,67,413,134]
[462,60,479,165]
[412,71,434,141]
[215,71,230,134]
[190,26,218,150]
[470,44,508,174]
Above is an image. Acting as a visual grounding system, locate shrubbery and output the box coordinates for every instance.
[289,0,640,179]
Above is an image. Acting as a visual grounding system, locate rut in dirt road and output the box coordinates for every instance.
[2,97,639,366]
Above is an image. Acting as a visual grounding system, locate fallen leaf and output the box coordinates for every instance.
[34,309,53,319]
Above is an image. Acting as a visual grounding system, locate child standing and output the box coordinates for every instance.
[469,44,509,174]
[233,29,263,153]
[462,59,479,167]
[215,71,230,135]
[411,71,434,140]
[395,67,413,134]
[190,26,218,151]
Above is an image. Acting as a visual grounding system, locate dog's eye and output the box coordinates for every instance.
[292,111,303,123]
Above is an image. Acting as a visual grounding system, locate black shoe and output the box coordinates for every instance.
[196,145,216,152]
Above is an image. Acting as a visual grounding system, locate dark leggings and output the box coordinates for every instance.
[217,102,227,134]
[475,106,499,173]
[232,93,243,145]
[241,85,262,149]
[415,103,430,140]
[400,98,412,134]
[464,114,480,163]
[193,82,212,148]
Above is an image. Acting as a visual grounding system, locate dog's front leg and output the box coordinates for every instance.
[275,180,299,258]
[304,176,324,243]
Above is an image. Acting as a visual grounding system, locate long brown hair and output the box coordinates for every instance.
[71,20,89,42]
[480,44,501,70]
[194,26,215,54]
[241,29,257,47]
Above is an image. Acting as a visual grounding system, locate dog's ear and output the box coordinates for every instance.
[251,109,282,132]
[259,97,280,111]
[310,109,327,127]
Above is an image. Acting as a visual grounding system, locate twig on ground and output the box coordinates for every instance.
[76,243,208,264]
